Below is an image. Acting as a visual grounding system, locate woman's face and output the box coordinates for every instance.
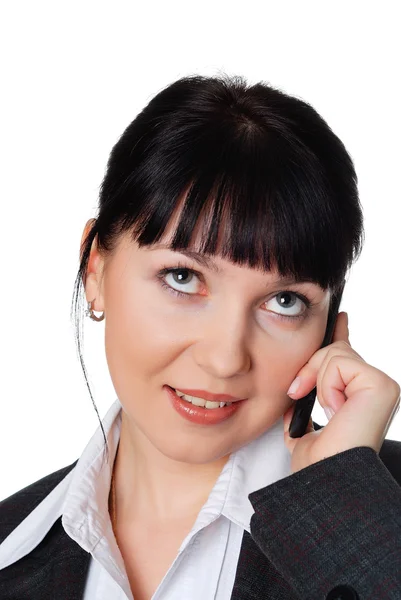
[83,218,331,465]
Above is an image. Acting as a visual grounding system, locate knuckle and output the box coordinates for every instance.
[335,340,351,350]
[327,341,352,356]
[381,376,401,401]
[326,352,349,366]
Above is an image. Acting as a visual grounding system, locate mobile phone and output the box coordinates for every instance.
[288,279,346,438]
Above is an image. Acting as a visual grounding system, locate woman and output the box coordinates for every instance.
[0,74,400,600]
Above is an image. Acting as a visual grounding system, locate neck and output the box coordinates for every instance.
[111,413,230,524]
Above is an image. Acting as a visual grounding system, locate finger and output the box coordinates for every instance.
[332,311,350,345]
[318,354,359,412]
[315,360,400,451]
[287,341,364,400]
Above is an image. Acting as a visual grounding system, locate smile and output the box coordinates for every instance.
[174,388,232,409]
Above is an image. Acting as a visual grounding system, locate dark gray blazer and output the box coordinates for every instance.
[1,425,401,600]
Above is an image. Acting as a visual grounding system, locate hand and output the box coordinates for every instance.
[283,312,401,474]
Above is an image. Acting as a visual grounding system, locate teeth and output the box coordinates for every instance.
[174,389,232,409]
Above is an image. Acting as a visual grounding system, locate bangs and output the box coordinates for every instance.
[98,74,363,296]
[124,132,347,292]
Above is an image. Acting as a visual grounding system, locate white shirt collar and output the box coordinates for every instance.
[0,397,292,578]
[177,409,292,547]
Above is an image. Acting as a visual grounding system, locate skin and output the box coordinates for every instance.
[81,214,332,524]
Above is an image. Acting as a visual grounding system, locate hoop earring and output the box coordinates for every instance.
[85,300,105,322]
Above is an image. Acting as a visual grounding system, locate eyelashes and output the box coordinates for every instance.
[155,262,316,323]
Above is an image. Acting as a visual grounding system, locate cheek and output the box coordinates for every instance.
[253,322,326,396]
[103,279,187,385]
[237,327,326,442]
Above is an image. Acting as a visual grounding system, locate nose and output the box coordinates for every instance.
[192,308,252,379]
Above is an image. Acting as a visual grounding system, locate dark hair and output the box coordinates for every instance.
[71,73,364,463]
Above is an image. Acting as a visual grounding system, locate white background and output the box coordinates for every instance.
[1,1,400,500]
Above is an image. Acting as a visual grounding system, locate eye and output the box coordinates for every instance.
[157,265,313,320]
[157,265,203,298]
[264,291,310,321]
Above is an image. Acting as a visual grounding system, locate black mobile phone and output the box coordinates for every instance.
[288,279,346,438]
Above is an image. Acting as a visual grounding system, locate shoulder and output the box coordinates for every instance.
[0,459,78,544]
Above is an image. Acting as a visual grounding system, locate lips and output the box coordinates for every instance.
[168,386,246,403]
[166,386,244,425]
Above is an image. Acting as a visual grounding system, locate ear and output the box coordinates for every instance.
[80,219,105,313]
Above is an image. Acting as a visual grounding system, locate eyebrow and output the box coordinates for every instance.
[148,245,319,286]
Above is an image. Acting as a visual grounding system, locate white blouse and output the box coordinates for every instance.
[0,398,293,599]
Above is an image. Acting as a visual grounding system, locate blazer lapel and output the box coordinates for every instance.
[0,516,91,600]
[230,529,300,599]
[0,460,92,600]
[2,434,401,599]
[1,515,298,600]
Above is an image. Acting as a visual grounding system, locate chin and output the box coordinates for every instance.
[154,434,237,465]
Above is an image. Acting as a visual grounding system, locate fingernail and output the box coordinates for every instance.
[287,377,301,396]
[324,406,335,420]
